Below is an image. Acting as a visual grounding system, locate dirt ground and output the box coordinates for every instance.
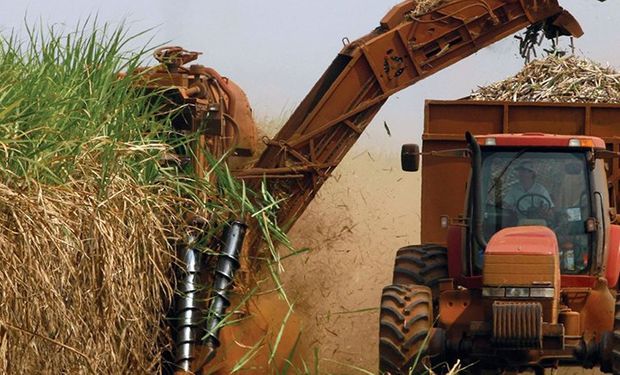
[280,147,604,375]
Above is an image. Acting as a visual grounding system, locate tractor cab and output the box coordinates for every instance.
[472,134,607,276]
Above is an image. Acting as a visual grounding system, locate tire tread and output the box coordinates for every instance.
[379,284,433,375]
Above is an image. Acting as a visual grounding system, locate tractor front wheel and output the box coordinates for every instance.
[379,284,434,375]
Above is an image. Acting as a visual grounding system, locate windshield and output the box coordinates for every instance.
[479,150,592,274]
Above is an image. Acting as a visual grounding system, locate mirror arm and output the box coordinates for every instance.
[594,149,620,159]
[420,148,471,158]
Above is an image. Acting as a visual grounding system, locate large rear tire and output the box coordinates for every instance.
[379,284,434,375]
[392,244,448,304]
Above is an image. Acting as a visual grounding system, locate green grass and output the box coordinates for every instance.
[0,21,166,186]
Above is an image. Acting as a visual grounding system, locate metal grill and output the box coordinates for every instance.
[492,301,543,348]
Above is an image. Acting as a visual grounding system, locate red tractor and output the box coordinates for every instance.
[380,101,620,374]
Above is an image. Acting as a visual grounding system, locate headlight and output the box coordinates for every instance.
[482,287,505,297]
[482,287,555,298]
[505,287,530,298]
[529,287,555,298]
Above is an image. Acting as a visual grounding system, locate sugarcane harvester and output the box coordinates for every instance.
[134,0,596,373]
[135,47,255,373]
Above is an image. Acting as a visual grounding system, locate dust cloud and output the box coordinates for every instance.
[282,147,420,372]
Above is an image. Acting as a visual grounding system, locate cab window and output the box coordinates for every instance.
[478,150,592,274]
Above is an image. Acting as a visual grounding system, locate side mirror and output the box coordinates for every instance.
[401,144,420,172]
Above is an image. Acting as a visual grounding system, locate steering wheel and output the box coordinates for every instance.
[516,193,552,217]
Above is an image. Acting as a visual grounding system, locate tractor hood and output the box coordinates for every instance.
[483,226,560,288]
[486,226,558,257]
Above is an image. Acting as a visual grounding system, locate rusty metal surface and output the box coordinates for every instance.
[237,0,578,256]
[137,46,258,175]
[422,100,620,245]
[439,289,485,340]
[567,278,616,342]
[492,301,543,348]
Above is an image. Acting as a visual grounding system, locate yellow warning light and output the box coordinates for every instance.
[569,139,594,148]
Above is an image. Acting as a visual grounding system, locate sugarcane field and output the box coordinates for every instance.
[1,1,620,374]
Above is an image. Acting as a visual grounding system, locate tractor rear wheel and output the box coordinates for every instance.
[379,284,434,375]
[392,244,448,304]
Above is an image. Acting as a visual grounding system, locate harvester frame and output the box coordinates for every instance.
[133,0,601,373]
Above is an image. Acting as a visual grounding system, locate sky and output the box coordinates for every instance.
[1,1,619,151]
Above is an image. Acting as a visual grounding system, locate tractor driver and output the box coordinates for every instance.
[503,161,554,219]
